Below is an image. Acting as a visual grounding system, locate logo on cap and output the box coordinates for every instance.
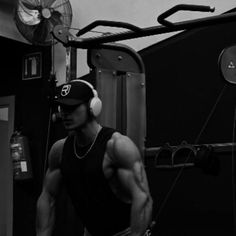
[61,84,71,96]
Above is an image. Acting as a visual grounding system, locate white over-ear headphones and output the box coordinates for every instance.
[71,79,102,117]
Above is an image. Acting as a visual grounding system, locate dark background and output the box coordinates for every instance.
[139,13,236,236]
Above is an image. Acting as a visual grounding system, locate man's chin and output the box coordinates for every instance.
[63,120,88,131]
[63,123,75,131]
[64,124,83,131]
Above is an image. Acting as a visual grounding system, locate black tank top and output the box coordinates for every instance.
[60,127,131,236]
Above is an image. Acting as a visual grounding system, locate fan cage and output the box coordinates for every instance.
[15,0,73,46]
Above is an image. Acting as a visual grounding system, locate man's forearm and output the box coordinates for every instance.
[36,193,56,236]
[130,195,153,236]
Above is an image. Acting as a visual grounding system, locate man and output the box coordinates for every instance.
[36,79,153,236]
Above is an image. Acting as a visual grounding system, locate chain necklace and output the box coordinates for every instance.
[73,125,102,159]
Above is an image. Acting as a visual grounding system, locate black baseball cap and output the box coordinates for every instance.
[55,80,94,106]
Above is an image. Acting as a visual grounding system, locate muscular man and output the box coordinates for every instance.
[36,79,153,236]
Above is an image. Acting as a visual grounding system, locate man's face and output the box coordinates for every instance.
[59,103,88,130]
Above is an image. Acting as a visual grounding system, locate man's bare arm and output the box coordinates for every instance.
[36,139,65,236]
[109,134,153,236]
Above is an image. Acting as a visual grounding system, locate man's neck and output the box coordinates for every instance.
[75,121,101,147]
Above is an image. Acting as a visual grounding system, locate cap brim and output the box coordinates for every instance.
[55,98,84,106]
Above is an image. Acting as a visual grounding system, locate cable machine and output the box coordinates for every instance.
[52,4,236,235]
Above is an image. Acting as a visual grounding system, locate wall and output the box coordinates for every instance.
[0,36,52,236]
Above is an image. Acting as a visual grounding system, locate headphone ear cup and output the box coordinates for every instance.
[90,97,102,117]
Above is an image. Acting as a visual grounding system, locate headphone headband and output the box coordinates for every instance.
[70,79,98,97]
[70,79,102,116]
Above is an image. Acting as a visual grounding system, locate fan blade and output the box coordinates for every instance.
[49,11,63,27]
[17,5,40,26]
[45,0,57,8]
[33,19,50,44]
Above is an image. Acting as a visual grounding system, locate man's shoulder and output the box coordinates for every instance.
[106,132,141,165]
[48,138,67,169]
[51,138,67,153]
[106,131,124,150]
[109,132,135,148]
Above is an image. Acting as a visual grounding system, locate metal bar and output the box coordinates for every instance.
[145,142,236,157]
[157,4,215,27]
[154,163,195,169]
[65,12,236,48]
[76,20,142,37]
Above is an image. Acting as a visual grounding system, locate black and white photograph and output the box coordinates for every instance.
[1,1,236,236]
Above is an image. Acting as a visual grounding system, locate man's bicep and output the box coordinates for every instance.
[112,134,150,196]
[43,139,65,196]
[117,160,149,200]
[129,160,150,198]
[48,138,65,170]
[133,160,150,193]
[43,168,62,197]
